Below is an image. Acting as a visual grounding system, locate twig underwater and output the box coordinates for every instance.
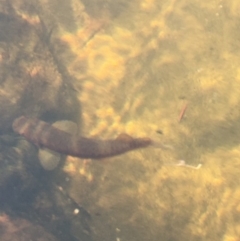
[178,102,188,122]
[175,160,202,169]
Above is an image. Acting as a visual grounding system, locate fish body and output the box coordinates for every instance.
[12,116,152,159]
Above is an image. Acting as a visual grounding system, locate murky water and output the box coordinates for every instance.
[0,0,240,241]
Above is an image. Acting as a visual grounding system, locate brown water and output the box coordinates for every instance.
[3,0,240,240]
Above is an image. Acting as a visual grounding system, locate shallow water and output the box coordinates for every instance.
[2,0,240,240]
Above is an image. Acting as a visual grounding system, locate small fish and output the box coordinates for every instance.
[12,116,153,159]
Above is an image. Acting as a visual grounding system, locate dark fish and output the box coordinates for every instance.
[12,116,152,159]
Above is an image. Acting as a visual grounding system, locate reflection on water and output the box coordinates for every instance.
[0,0,240,240]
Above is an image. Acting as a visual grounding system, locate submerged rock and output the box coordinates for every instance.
[0,136,92,241]
[0,1,80,134]
[0,1,90,241]
[0,213,58,241]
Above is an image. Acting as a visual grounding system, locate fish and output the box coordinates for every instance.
[12,116,152,159]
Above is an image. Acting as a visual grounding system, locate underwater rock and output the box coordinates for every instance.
[0,135,92,241]
[38,120,78,171]
[38,148,61,171]
[0,1,79,133]
[0,213,58,241]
